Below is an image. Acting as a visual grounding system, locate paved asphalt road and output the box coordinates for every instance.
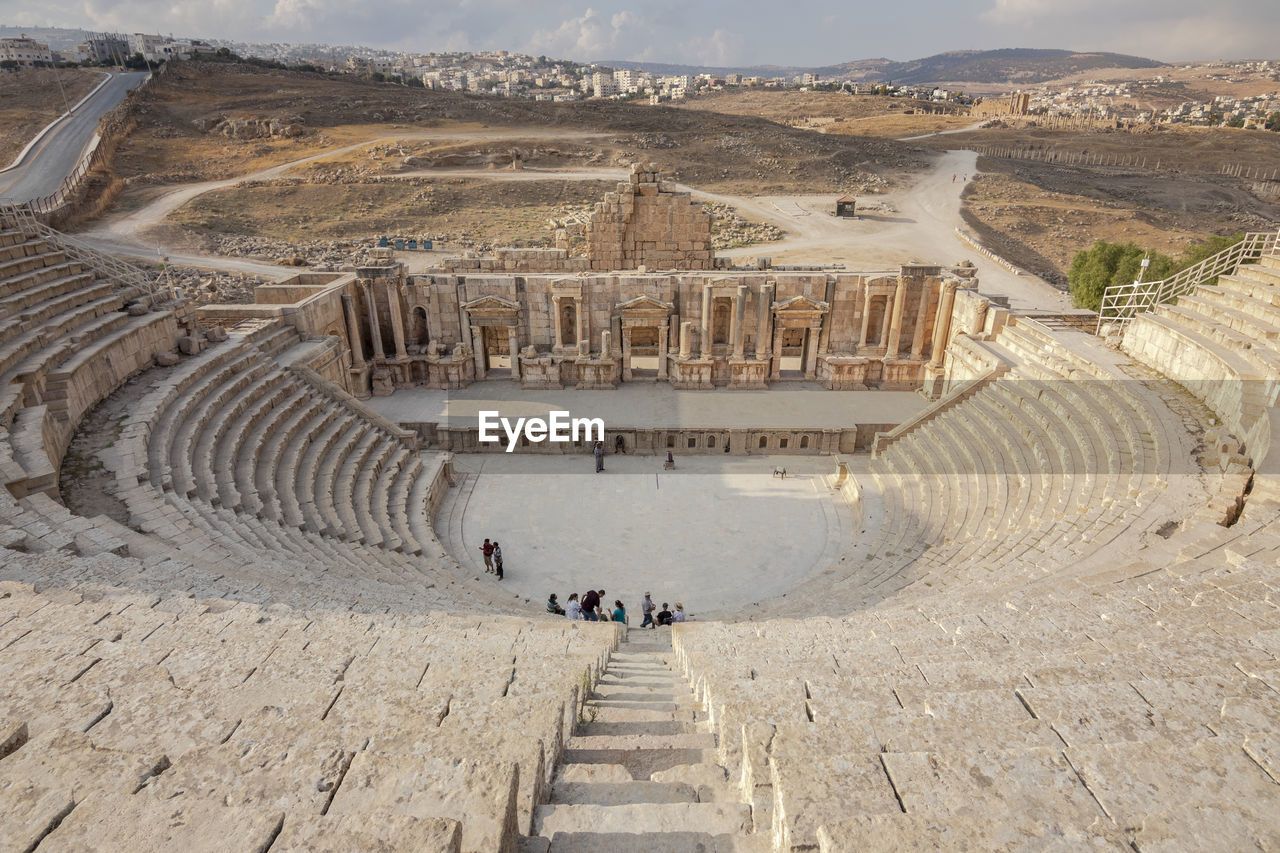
[0,71,149,204]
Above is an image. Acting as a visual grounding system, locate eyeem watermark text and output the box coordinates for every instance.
[478,410,604,452]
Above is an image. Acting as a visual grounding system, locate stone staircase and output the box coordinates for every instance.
[523,626,766,852]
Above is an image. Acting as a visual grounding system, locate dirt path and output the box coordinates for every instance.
[685,150,1072,312]
[83,132,1071,312]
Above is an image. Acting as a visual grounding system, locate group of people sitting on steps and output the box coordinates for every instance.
[547,591,685,626]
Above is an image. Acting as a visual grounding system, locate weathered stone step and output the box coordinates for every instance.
[530,831,771,853]
[560,747,716,780]
[550,780,700,806]
[591,688,690,704]
[577,720,696,738]
[589,698,693,712]
[533,802,751,838]
[567,733,715,751]
[590,705,698,724]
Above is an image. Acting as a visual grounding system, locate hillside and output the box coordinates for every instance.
[607,48,1163,86]
[111,61,927,195]
[822,48,1166,85]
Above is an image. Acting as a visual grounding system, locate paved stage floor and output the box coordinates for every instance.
[437,454,865,618]
[366,383,928,429]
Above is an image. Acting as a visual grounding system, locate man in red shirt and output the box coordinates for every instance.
[479,538,494,573]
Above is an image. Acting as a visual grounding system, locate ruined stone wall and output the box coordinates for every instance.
[586,165,714,271]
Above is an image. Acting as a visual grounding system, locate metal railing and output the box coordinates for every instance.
[1097,229,1280,334]
[1,199,159,299]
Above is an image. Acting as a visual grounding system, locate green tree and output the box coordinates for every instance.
[1068,241,1175,311]
[1266,111,1280,132]
[1179,234,1244,270]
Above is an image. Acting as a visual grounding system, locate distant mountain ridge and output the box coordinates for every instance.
[604,48,1166,85]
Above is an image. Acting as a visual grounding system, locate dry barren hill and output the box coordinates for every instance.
[113,61,927,195]
[673,90,974,138]
[0,68,103,165]
[917,125,1280,284]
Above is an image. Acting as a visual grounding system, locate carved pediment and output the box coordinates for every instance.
[773,295,830,314]
[616,294,674,313]
[462,295,520,314]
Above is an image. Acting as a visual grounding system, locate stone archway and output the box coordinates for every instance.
[616,295,673,382]
[462,295,522,381]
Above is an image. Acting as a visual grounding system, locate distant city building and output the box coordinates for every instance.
[78,34,129,65]
[0,34,53,67]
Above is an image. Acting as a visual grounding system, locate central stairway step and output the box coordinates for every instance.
[567,733,716,751]
[533,802,751,838]
[550,780,701,806]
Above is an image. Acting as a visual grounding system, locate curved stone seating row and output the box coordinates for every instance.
[0,564,620,853]
[110,322,444,570]
[0,222,177,499]
[796,318,1192,615]
[1124,253,1280,451]
[673,524,1280,850]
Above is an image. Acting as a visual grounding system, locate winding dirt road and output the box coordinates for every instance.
[82,131,1071,312]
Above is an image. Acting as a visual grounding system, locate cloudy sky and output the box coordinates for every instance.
[5,0,1278,66]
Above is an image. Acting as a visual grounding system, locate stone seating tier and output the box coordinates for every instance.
[674,509,1280,850]
[0,565,621,853]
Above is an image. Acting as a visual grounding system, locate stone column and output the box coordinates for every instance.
[507,325,520,380]
[658,323,670,379]
[878,297,893,352]
[341,293,366,369]
[733,284,748,359]
[385,280,408,360]
[756,282,774,360]
[929,281,957,368]
[621,324,632,381]
[471,324,486,379]
[886,278,907,357]
[679,321,692,358]
[601,329,612,357]
[552,298,564,348]
[911,280,933,358]
[858,283,872,348]
[575,297,585,346]
[771,325,783,379]
[805,323,821,378]
[700,283,713,359]
[362,280,385,360]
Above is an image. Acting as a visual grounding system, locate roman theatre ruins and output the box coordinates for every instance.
[2,164,1280,851]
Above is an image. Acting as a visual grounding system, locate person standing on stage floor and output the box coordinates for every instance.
[479,538,494,573]
[594,440,605,472]
[492,541,504,580]
[581,588,601,621]
[640,593,656,629]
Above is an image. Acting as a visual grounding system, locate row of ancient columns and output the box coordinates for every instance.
[694,282,775,360]
[857,278,934,356]
[350,278,409,363]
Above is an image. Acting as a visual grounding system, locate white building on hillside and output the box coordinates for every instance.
[0,35,53,68]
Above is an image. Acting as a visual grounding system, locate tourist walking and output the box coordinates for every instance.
[594,440,605,472]
[492,541,504,580]
[479,538,494,572]
[566,593,582,620]
[547,593,565,616]
[640,593,656,629]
